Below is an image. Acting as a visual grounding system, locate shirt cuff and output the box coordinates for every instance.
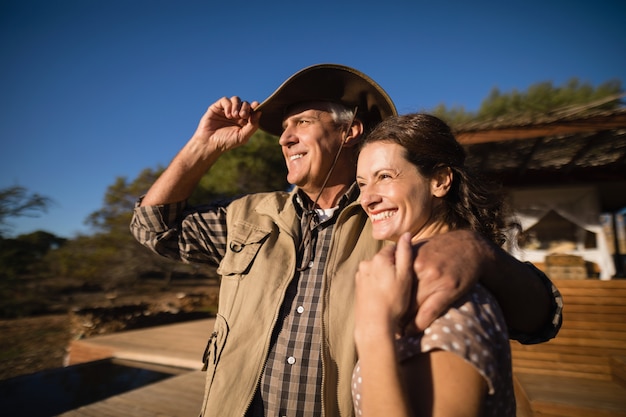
[509,262,563,345]
[132,197,187,233]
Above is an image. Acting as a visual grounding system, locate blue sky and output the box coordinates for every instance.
[1,0,625,238]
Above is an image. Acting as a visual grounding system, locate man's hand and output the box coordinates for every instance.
[409,229,552,335]
[410,229,492,332]
[141,97,261,206]
[191,96,261,155]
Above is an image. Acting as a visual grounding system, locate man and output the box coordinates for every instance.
[131,64,561,417]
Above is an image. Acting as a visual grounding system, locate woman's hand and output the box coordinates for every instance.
[354,232,415,340]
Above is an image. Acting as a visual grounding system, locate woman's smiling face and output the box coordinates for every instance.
[357,141,442,242]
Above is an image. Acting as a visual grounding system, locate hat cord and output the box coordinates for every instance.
[308,106,358,212]
[296,107,357,271]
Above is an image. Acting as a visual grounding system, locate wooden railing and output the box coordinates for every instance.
[512,278,626,417]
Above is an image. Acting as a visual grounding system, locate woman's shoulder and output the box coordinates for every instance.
[396,284,508,361]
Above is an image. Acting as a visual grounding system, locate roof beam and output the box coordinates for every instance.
[456,113,626,145]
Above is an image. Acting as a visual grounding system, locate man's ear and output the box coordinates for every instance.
[342,119,364,148]
[432,167,453,197]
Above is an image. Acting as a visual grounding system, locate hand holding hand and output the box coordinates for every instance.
[410,229,490,332]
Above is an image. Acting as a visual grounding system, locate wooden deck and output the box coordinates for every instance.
[66,318,215,369]
[59,370,206,417]
[60,318,215,416]
[512,279,626,417]
[60,279,626,416]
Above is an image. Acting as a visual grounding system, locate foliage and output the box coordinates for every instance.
[6,78,623,297]
[477,78,622,120]
[42,130,286,287]
[46,168,181,287]
[429,103,476,126]
[47,132,287,288]
[430,77,623,126]
[0,231,67,280]
[86,167,162,233]
[193,129,288,203]
[0,186,52,237]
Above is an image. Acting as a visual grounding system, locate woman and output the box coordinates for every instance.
[352,113,517,417]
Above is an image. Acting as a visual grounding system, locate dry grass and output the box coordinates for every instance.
[0,314,71,380]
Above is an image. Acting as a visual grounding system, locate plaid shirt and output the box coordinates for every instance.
[132,185,361,417]
[246,188,360,417]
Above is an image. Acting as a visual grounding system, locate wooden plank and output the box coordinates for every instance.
[538,336,626,350]
[512,279,626,415]
[513,365,613,381]
[562,303,626,315]
[562,295,626,306]
[58,370,205,417]
[558,287,626,298]
[516,372,626,417]
[58,319,214,416]
[511,350,610,366]
[513,375,533,417]
[560,310,626,323]
[553,279,626,289]
[554,328,626,342]
[560,320,626,332]
[511,342,626,359]
[513,358,610,376]
[67,343,115,365]
[612,355,626,387]
[67,318,215,370]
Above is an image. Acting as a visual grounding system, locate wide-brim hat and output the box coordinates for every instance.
[256,64,397,137]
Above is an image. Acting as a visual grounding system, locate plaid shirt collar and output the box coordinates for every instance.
[292,182,360,221]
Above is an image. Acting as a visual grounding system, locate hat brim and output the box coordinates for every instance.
[256,64,397,137]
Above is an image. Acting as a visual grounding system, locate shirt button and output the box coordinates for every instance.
[287,356,296,365]
[308,261,314,268]
[296,306,305,314]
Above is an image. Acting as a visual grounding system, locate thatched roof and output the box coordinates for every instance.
[452,98,626,211]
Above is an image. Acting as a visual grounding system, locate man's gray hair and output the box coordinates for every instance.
[326,102,356,129]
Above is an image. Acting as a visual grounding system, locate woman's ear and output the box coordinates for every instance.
[431,167,453,197]
[342,119,364,148]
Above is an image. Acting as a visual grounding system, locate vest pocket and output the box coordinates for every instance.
[217,221,271,276]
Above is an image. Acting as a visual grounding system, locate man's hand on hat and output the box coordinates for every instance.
[192,96,261,153]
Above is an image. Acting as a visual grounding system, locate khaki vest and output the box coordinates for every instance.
[200,190,382,417]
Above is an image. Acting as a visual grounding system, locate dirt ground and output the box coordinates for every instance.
[0,314,71,381]
[0,280,219,381]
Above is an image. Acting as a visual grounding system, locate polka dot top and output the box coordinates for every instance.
[352,284,516,417]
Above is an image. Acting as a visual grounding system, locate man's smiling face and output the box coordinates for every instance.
[278,102,346,195]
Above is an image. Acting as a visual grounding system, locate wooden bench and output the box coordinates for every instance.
[512,278,626,417]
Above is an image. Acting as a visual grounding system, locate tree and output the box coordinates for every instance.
[0,231,66,280]
[193,129,288,203]
[430,78,624,126]
[44,78,624,287]
[86,167,162,234]
[46,167,175,287]
[476,78,623,120]
[46,129,287,287]
[0,186,52,237]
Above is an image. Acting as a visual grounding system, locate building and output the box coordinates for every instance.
[455,100,626,279]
